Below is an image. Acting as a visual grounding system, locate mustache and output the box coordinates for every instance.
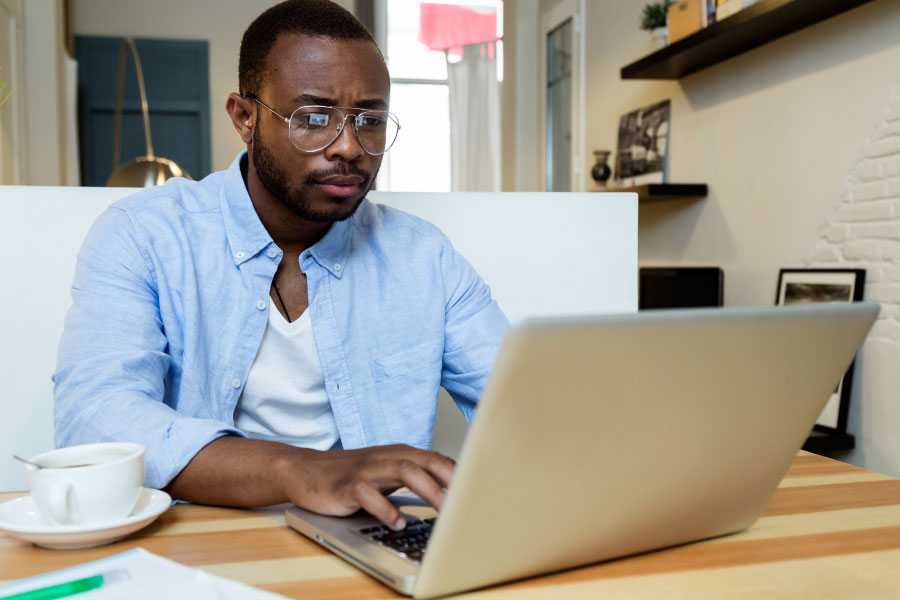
[306,164,371,183]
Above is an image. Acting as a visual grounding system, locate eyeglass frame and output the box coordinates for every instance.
[244,93,401,157]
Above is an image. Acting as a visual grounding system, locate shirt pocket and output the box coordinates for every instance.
[371,340,443,383]
[370,341,443,445]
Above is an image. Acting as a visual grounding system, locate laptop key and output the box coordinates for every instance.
[359,525,385,535]
[371,518,436,561]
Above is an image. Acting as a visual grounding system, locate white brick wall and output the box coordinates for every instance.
[811,77,900,475]
[814,78,900,343]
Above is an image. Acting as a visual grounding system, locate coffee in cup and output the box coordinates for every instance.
[24,443,144,526]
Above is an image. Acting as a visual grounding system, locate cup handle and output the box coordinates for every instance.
[47,482,74,525]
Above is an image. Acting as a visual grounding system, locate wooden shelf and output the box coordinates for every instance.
[606,183,708,203]
[803,430,855,455]
[621,0,873,80]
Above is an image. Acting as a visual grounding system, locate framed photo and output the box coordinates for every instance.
[775,268,866,434]
[614,99,670,186]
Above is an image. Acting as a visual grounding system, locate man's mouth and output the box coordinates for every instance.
[311,174,367,198]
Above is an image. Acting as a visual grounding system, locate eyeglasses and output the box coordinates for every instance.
[247,95,400,156]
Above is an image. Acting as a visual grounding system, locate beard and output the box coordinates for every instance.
[251,128,369,223]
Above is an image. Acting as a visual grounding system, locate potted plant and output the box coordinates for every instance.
[641,0,674,49]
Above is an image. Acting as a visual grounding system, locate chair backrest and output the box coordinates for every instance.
[0,187,636,490]
[368,192,637,322]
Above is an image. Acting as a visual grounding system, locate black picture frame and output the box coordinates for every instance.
[614,99,670,186]
[775,268,866,435]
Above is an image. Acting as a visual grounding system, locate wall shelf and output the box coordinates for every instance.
[606,183,708,203]
[621,0,873,80]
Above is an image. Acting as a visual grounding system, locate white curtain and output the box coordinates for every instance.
[447,42,501,192]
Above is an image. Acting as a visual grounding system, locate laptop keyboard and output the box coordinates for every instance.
[358,517,436,562]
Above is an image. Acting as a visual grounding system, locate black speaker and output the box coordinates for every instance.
[639,267,724,310]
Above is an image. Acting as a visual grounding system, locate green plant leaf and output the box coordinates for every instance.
[640,0,675,31]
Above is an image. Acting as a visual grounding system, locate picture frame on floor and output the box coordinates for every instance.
[775,268,866,434]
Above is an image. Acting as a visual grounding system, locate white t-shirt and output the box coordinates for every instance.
[234,299,340,450]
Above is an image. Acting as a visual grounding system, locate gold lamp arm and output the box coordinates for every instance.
[112,37,155,170]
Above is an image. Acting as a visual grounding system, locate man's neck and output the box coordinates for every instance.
[241,154,331,255]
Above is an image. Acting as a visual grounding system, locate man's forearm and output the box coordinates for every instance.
[165,436,315,507]
[165,436,456,530]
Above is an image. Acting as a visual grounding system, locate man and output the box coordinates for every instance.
[54,0,507,532]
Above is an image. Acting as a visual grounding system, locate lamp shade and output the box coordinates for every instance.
[106,156,187,187]
[106,38,189,188]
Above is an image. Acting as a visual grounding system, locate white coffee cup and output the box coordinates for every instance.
[24,443,144,526]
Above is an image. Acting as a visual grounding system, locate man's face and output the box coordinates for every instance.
[251,34,390,222]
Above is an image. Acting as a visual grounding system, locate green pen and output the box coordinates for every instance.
[1,569,129,600]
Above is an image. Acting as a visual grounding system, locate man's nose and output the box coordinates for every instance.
[324,115,365,162]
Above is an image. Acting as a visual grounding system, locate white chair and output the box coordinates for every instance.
[0,186,637,490]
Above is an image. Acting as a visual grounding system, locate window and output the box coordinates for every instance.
[375,0,501,192]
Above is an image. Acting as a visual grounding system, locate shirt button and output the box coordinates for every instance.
[334,263,343,272]
[230,378,241,389]
[256,299,266,310]
[234,251,245,260]
[267,249,279,259]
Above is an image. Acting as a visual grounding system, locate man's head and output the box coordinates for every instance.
[228,0,390,223]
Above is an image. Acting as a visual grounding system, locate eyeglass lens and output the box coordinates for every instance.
[288,106,400,155]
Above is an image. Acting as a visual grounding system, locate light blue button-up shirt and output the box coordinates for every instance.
[54,153,509,490]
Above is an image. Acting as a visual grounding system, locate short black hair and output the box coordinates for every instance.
[239,0,377,96]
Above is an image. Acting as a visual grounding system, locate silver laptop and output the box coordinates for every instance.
[286,303,878,598]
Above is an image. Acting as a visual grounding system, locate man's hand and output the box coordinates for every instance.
[277,444,455,530]
[165,437,455,531]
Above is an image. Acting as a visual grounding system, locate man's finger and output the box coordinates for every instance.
[425,452,456,488]
[394,459,446,510]
[412,450,455,489]
[350,480,406,530]
[379,446,456,489]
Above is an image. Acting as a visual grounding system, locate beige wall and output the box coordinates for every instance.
[0,0,26,184]
[71,0,356,174]
[535,0,900,474]
[501,0,541,191]
[503,0,900,474]
[23,0,66,185]
[0,0,72,185]
[809,79,900,478]
[584,1,900,306]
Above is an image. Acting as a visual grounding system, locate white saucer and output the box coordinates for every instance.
[0,488,171,550]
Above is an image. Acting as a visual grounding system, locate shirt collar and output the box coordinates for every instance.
[221,152,275,266]
[221,151,353,278]
[304,213,352,279]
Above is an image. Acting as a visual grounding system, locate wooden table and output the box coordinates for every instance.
[4,452,900,598]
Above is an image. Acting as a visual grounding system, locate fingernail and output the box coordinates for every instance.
[393,517,406,530]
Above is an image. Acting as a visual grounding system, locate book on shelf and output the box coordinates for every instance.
[667,0,706,43]
[716,0,757,21]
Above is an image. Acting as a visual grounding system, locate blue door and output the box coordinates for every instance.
[76,36,211,186]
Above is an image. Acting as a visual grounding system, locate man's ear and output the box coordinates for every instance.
[226,92,255,144]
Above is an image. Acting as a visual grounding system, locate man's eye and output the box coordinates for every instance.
[358,115,386,129]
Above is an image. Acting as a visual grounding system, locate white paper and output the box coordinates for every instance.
[0,548,287,599]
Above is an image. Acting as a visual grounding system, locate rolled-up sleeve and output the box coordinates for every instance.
[53,206,243,489]
[438,235,509,421]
